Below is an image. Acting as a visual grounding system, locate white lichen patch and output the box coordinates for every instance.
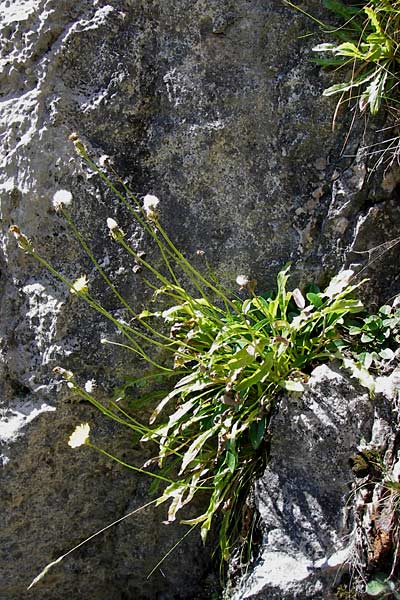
[22,283,64,352]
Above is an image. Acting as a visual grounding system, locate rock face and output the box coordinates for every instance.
[230,366,400,600]
[230,365,374,599]
[1,1,400,599]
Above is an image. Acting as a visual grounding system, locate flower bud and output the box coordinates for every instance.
[107,217,125,241]
[9,225,33,252]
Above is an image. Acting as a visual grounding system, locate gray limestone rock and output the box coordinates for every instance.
[1,1,399,599]
[228,365,399,599]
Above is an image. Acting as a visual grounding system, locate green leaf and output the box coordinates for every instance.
[249,417,267,450]
[225,447,238,473]
[312,42,338,52]
[366,577,389,596]
[323,0,363,23]
[379,348,394,360]
[341,357,375,396]
[236,354,273,391]
[306,292,323,308]
[324,270,354,298]
[364,6,384,36]
[323,70,377,97]
[362,68,388,115]
[361,333,374,343]
[226,344,258,369]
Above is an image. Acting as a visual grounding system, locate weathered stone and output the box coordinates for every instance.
[229,365,375,599]
[0,1,399,599]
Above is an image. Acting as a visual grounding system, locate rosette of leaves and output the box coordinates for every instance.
[140,266,365,558]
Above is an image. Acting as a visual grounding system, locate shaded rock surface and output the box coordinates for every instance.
[0,1,400,599]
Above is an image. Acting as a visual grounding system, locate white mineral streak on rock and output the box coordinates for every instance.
[0,402,56,444]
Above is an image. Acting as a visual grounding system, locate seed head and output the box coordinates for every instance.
[68,423,90,448]
[68,132,88,158]
[70,275,89,296]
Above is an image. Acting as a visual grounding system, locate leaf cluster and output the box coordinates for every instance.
[366,573,400,598]
[139,267,365,557]
[14,142,399,574]
[342,300,400,370]
[312,0,400,116]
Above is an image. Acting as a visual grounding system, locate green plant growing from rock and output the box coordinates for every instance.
[10,135,399,590]
[311,0,400,116]
[287,0,400,165]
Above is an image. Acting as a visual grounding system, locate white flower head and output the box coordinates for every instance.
[53,190,73,211]
[143,194,160,220]
[99,154,111,168]
[70,274,89,295]
[68,423,90,448]
[106,217,125,241]
[107,217,118,230]
[84,379,96,394]
[236,275,250,288]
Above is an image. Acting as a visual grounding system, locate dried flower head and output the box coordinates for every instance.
[68,423,90,448]
[70,275,89,295]
[143,194,160,220]
[9,225,33,252]
[99,154,111,168]
[52,189,73,212]
[106,217,125,241]
[68,132,87,157]
[53,366,75,383]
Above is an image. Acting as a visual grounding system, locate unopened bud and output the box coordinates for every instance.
[9,225,33,252]
[106,217,125,241]
[68,132,88,158]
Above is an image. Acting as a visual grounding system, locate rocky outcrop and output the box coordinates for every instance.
[1,1,400,599]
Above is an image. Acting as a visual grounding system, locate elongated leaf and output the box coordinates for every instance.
[366,578,389,596]
[365,69,388,115]
[323,70,377,96]
[179,424,219,474]
[249,417,267,450]
[226,345,257,369]
[324,270,354,298]
[225,447,238,473]
[364,7,384,35]
[323,0,363,22]
[306,292,323,308]
[236,354,273,391]
[312,42,338,52]
[149,387,183,424]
